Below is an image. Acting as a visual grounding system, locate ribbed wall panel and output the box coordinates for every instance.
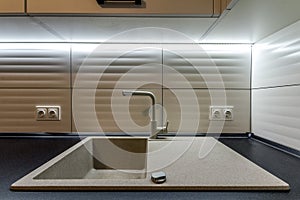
[252,87,300,150]
[164,89,250,133]
[72,44,162,89]
[0,44,70,88]
[0,89,71,133]
[252,20,300,150]
[0,43,251,134]
[163,44,251,89]
[72,89,162,133]
[253,21,300,88]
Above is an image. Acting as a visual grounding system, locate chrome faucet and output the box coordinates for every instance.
[122,90,169,139]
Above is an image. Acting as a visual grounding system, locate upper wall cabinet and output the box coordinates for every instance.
[27,0,215,16]
[0,0,25,14]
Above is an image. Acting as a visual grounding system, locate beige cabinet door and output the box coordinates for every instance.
[27,0,214,16]
[0,0,24,13]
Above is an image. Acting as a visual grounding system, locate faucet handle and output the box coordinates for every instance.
[165,121,169,129]
[163,120,169,134]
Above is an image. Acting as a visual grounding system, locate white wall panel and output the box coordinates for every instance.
[0,89,71,133]
[163,44,251,89]
[253,20,300,88]
[72,44,162,89]
[252,87,300,150]
[0,44,70,88]
[252,19,300,150]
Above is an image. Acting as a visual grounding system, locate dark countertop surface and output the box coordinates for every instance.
[0,136,299,200]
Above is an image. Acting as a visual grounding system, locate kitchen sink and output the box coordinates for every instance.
[11,137,290,191]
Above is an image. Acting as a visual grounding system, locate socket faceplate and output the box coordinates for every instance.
[36,106,61,121]
[210,106,234,121]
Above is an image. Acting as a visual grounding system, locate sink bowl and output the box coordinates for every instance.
[33,137,148,180]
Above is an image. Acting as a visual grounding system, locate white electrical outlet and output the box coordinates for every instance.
[36,106,61,121]
[224,108,233,120]
[36,107,47,120]
[211,108,222,120]
[47,106,61,121]
[210,106,234,121]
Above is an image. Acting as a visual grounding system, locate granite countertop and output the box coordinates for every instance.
[0,136,299,200]
[10,137,289,191]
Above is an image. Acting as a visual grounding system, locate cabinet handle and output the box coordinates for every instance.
[96,0,142,6]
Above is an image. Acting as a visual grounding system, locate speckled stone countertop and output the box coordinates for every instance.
[11,137,289,191]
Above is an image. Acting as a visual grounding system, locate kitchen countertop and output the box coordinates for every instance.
[0,136,299,200]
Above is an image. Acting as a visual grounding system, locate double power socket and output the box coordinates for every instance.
[36,106,61,121]
[210,106,234,121]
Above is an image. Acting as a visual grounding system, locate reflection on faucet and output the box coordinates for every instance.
[122,90,169,139]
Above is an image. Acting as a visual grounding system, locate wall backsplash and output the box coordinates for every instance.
[252,20,300,150]
[0,44,70,88]
[0,43,251,134]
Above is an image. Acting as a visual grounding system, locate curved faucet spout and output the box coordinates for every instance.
[122,90,156,106]
[122,90,168,139]
[122,90,156,120]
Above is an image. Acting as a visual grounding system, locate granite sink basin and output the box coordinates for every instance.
[26,137,147,181]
